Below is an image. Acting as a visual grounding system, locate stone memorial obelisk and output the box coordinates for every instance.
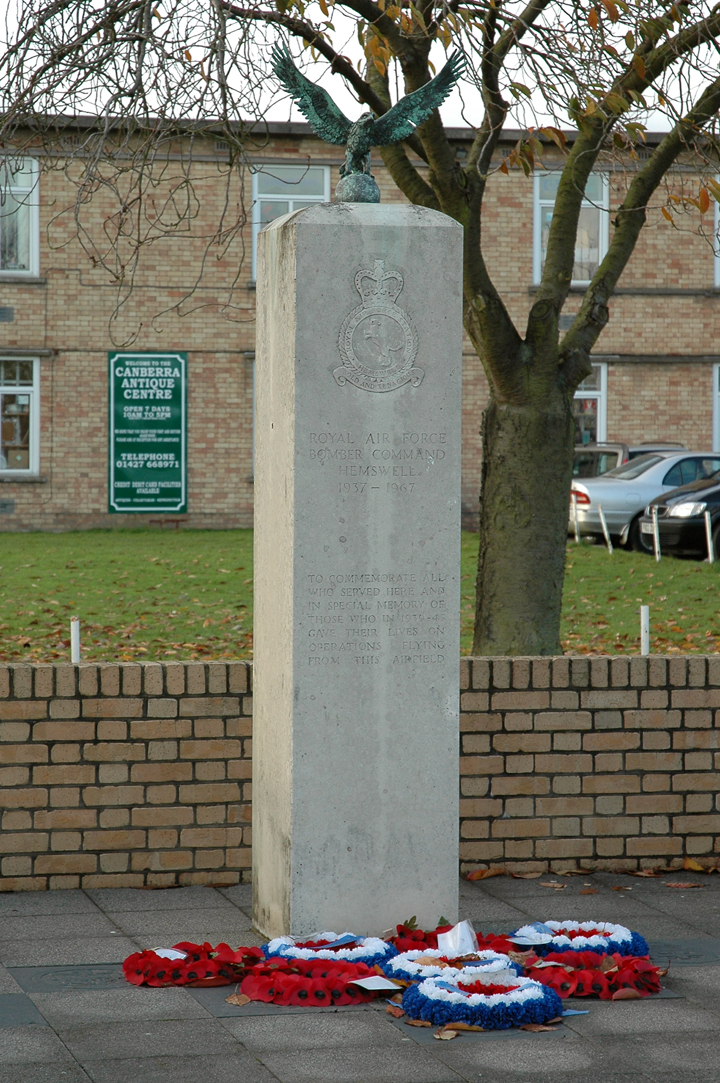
[253,50,464,938]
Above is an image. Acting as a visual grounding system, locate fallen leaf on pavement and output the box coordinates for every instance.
[404,1019,432,1028]
[389,993,403,1004]
[684,858,706,873]
[611,988,643,1000]
[664,882,702,889]
[611,886,627,892]
[225,993,251,1007]
[540,881,566,889]
[512,872,543,879]
[466,868,505,881]
[599,957,619,974]
[521,1023,558,1031]
[546,1017,564,1024]
[444,1022,486,1032]
[434,1026,460,1040]
[386,1004,405,1018]
[579,888,598,895]
[631,870,661,877]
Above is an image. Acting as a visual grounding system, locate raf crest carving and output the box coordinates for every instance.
[334,260,422,393]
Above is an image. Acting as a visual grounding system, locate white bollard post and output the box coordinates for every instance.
[70,616,80,664]
[597,504,613,555]
[651,506,661,562]
[572,494,580,544]
[705,510,714,564]
[640,605,650,656]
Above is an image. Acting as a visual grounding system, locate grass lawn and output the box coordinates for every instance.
[0,529,718,661]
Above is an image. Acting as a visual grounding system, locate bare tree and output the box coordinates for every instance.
[3,0,720,653]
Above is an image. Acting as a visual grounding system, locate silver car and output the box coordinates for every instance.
[569,451,720,551]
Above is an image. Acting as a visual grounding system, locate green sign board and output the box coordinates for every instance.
[108,352,187,513]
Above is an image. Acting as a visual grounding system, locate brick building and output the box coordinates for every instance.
[1,124,719,531]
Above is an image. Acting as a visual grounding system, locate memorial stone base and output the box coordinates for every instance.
[253,202,463,938]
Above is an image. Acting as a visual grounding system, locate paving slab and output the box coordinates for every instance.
[57,1018,244,1062]
[0,891,101,916]
[561,998,720,1036]
[0,1065,92,1083]
[388,1016,570,1046]
[222,1011,406,1051]
[0,993,49,1028]
[0,964,22,994]
[29,988,208,1027]
[86,886,241,913]
[0,913,121,941]
[105,908,253,939]
[255,1044,464,1083]
[79,1052,280,1083]
[0,1024,78,1063]
[0,937,138,968]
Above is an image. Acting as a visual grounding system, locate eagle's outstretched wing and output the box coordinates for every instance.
[271,45,353,146]
[371,52,466,147]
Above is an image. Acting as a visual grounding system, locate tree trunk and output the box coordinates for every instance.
[473,387,574,655]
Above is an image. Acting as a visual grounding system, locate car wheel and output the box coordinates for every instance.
[628,515,653,554]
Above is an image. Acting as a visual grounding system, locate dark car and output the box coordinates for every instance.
[639,464,720,557]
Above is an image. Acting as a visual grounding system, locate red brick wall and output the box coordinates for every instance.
[2,658,720,891]
[1,134,719,531]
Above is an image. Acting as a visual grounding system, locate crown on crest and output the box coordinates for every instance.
[355,259,403,304]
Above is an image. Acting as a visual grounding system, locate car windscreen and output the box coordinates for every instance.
[604,454,664,479]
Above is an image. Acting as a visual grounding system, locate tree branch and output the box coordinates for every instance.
[222,2,387,114]
[560,73,720,389]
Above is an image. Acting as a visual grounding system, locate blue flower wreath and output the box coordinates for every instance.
[383,948,524,985]
[514,921,649,959]
[402,973,563,1029]
[262,932,397,970]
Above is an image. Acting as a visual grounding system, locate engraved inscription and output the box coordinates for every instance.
[304,571,447,666]
[334,260,423,392]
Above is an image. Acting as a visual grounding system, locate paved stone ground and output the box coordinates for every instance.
[1,871,720,1082]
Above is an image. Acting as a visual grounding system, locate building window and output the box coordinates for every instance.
[713,363,720,453]
[0,158,39,277]
[0,358,40,474]
[573,361,607,445]
[533,172,609,286]
[251,164,330,276]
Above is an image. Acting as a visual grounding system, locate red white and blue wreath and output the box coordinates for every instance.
[382,947,523,985]
[263,932,397,969]
[511,920,649,958]
[401,969,563,1029]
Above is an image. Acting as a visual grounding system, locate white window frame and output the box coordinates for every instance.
[251,164,330,278]
[0,356,41,476]
[0,157,40,278]
[573,360,607,444]
[533,172,609,287]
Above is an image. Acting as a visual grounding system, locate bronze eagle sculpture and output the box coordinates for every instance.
[270,45,465,201]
